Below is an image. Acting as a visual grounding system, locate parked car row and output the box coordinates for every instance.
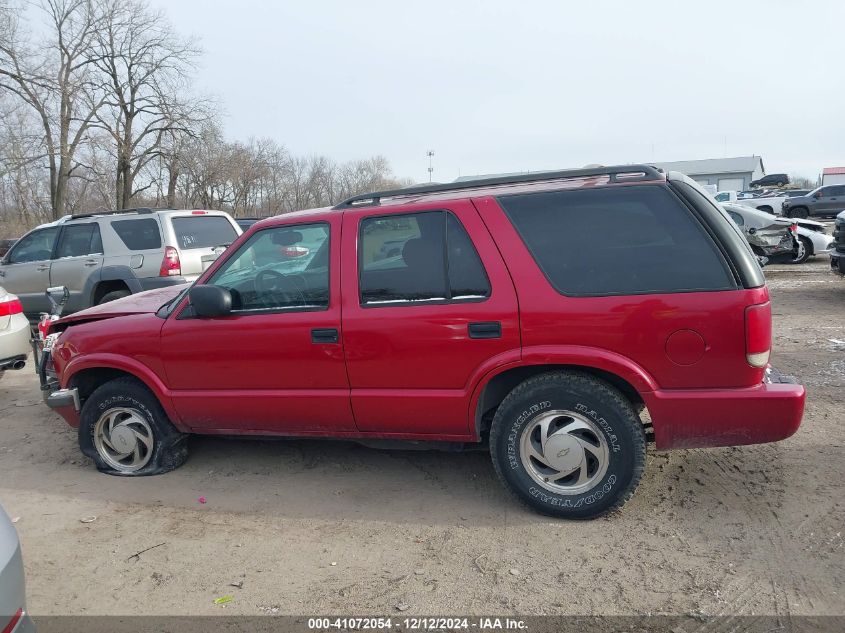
[0,208,241,319]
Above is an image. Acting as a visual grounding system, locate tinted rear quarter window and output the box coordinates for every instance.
[111,218,162,250]
[498,185,735,296]
[170,216,237,250]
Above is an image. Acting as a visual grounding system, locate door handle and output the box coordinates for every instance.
[83,259,99,267]
[36,265,50,272]
[311,328,339,344]
[468,321,502,339]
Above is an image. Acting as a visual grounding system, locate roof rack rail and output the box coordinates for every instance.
[70,207,161,220]
[333,164,664,209]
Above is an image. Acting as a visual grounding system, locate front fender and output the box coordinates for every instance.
[61,353,186,431]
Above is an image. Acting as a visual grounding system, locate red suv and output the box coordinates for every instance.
[40,165,805,519]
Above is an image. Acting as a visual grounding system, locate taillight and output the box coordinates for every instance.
[0,296,23,316]
[159,246,181,276]
[745,302,772,368]
[191,210,207,215]
[1,608,23,633]
[789,223,797,233]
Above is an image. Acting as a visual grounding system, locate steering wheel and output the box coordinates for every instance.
[255,269,307,306]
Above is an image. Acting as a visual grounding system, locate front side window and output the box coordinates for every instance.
[208,222,329,312]
[170,216,238,250]
[498,185,734,296]
[111,218,162,250]
[714,192,729,202]
[359,210,490,305]
[7,227,59,264]
[55,224,103,258]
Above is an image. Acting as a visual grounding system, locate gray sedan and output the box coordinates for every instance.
[0,506,34,632]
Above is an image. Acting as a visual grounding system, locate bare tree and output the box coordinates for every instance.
[89,0,201,209]
[0,0,104,219]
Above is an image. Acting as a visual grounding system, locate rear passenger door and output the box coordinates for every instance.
[340,201,520,436]
[50,223,104,313]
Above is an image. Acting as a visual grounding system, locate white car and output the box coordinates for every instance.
[791,219,836,264]
[0,287,31,379]
[726,205,833,264]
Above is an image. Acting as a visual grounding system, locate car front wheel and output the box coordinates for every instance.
[78,377,188,476]
[489,371,646,519]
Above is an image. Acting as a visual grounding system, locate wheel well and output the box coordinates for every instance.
[798,234,813,254]
[69,367,137,403]
[93,280,130,304]
[475,364,645,437]
[758,205,773,213]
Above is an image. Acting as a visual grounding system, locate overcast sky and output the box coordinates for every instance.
[153,0,843,183]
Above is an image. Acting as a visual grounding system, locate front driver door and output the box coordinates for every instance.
[161,216,354,433]
[0,226,59,317]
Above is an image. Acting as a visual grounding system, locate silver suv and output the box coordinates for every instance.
[0,208,241,317]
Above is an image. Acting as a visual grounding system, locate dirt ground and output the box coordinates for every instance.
[0,257,843,618]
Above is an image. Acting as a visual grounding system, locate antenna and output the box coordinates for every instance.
[426,150,435,183]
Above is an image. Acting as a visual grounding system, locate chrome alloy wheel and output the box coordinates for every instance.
[519,410,610,495]
[93,407,154,472]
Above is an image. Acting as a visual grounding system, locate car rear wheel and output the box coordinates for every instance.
[789,236,811,264]
[98,289,131,305]
[787,207,809,219]
[79,377,188,476]
[489,371,646,519]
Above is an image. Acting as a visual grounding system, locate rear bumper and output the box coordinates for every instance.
[643,368,805,450]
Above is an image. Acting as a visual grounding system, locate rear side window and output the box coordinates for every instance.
[498,185,735,296]
[359,210,490,305]
[112,218,162,250]
[55,224,102,258]
[170,216,237,250]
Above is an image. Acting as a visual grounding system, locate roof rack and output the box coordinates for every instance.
[70,207,161,220]
[333,164,664,209]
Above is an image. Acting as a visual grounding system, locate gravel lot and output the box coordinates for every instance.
[0,257,842,618]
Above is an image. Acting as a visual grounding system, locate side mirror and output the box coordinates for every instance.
[189,285,232,318]
[813,192,822,199]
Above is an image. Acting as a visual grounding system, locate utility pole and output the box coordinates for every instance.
[427,150,435,182]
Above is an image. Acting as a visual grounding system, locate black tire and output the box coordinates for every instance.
[98,289,131,305]
[489,371,646,519]
[789,236,811,264]
[788,207,809,219]
[79,377,188,476]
